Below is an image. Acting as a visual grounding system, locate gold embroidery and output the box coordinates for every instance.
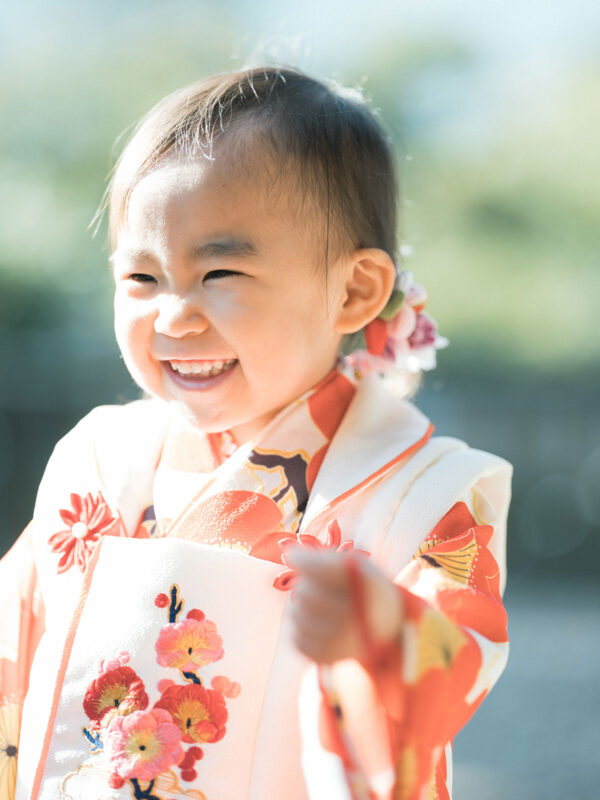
[416,609,467,680]
[61,763,208,800]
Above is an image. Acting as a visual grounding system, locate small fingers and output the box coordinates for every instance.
[291,608,348,663]
[288,562,354,663]
[293,573,349,616]
[285,547,351,590]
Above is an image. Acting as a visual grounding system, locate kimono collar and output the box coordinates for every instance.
[91,373,432,540]
[300,374,434,531]
[91,365,355,538]
[92,398,172,536]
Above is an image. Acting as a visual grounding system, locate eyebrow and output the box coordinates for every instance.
[190,237,258,260]
[110,237,258,266]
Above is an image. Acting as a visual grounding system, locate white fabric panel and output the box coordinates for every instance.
[27,537,292,800]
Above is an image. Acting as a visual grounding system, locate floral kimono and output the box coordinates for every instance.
[0,365,512,800]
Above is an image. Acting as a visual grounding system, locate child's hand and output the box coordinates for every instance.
[285,548,404,664]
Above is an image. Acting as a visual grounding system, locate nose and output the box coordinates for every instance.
[153,293,209,337]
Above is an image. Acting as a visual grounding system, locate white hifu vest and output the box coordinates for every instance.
[16,380,511,800]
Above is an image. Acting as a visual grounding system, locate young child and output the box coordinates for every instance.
[0,67,512,800]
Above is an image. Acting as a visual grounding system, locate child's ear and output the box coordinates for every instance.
[333,248,396,334]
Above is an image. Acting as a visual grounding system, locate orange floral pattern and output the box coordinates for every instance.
[317,494,508,800]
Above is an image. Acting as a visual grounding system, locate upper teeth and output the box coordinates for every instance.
[169,359,237,377]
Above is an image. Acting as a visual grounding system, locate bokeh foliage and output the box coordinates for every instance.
[1,14,597,375]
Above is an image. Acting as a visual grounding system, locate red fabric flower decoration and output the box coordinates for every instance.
[273,519,370,591]
[83,666,149,727]
[364,317,388,356]
[48,491,121,573]
[154,684,228,744]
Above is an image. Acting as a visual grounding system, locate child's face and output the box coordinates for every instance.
[111,156,347,442]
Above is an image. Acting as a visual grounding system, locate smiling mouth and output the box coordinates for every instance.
[167,359,238,379]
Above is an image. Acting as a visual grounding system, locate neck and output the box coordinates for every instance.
[228,360,343,447]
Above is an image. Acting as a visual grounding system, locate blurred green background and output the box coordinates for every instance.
[1,1,599,796]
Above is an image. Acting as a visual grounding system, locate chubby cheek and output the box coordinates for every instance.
[239,321,297,384]
[113,298,160,393]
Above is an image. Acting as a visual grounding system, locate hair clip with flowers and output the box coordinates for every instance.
[340,270,449,375]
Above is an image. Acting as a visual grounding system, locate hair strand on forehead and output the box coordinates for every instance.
[96,65,399,276]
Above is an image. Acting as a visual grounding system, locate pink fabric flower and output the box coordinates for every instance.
[344,269,448,375]
[405,280,427,308]
[155,618,223,673]
[344,349,379,377]
[408,311,438,349]
[387,303,418,341]
[104,708,183,781]
[274,519,370,591]
[48,491,121,573]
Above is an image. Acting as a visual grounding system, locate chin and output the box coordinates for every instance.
[174,403,236,433]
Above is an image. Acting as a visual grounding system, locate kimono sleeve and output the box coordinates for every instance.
[370,478,509,798]
[0,524,45,800]
[312,461,512,800]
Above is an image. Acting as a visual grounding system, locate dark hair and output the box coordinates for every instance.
[104,66,399,267]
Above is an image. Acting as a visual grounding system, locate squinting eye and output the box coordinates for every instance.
[127,273,156,283]
[204,269,243,281]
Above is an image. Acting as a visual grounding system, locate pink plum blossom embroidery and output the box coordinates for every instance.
[79,586,240,796]
[48,491,121,573]
[155,617,223,673]
[104,708,183,782]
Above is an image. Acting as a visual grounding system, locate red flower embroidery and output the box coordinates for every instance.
[48,491,121,573]
[154,683,227,744]
[83,666,149,728]
[78,586,241,796]
[273,519,370,591]
[178,745,204,781]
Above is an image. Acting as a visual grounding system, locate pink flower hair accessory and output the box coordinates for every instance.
[341,269,449,375]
